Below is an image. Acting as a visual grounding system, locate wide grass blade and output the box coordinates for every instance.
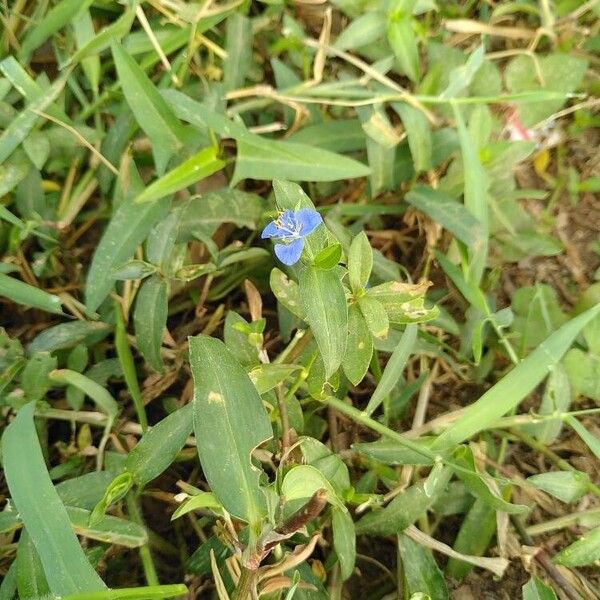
[111,41,186,174]
[2,402,106,594]
[189,335,273,525]
[0,273,63,315]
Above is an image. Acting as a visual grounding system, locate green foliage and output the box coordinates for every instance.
[0,1,598,598]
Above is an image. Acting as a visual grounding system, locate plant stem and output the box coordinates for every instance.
[526,508,600,537]
[324,396,436,462]
[232,566,256,600]
[127,495,159,585]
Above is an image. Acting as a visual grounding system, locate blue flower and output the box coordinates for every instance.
[261,208,323,266]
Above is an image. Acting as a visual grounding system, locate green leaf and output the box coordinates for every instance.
[133,147,225,204]
[49,369,119,417]
[16,531,51,600]
[67,506,148,548]
[387,1,420,82]
[126,404,193,487]
[453,104,489,286]
[358,295,389,339]
[353,437,436,466]
[111,41,186,174]
[451,446,528,514]
[85,166,171,313]
[441,45,485,99]
[223,13,252,91]
[163,90,370,183]
[505,54,588,126]
[281,465,345,513]
[565,416,600,461]
[171,492,222,521]
[343,305,373,386]
[432,304,600,451]
[523,364,571,444]
[406,185,484,249]
[522,576,558,600]
[332,508,356,581]
[0,56,70,123]
[18,0,94,62]
[114,305,146,431]
[72,10,100,94]
[90,473,133,526]
[392,103,431,172]
[334,11,386,50]
[314,243,343,270]
[61,584,189,600]
[0,155,30,196]
[527,471,589,504]
[365,324,417,415]
[177,188,264,239]
[563,349,600,402]
[55,471,117,511]
[134,276,168,373]
[0,273,62,315]
[355,467,452,536]
[2,402,106,594]
[146,209,181,267]
[446,498,497,579]
[23,132,50,169]
[69,8,136,65]
[269,268,306,320]
[398,533,448,600]
[365,280,438,324]
[0,70,69,165]
[22,352,56,402]
[189,335,273,525]
[348,232,373,293]
[248,364,302,395]
[28,321,110,356]
[0,561,17,600]
[232,137,371,184]
[223,311,260,367]
[299,265,348,379]
[553,526,600,567]
[289,119,366,153]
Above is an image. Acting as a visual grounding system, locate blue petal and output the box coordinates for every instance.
[261,220,285,239]
[274,238,304,266]
[296,209,323,237]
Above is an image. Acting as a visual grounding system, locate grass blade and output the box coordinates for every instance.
[365,324,417,415]
[2,402,107,594]
[0,273,63,315]
[431,304,600,450]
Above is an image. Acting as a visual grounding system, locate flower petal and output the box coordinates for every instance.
[274,238,304,266]
[296,209,323,237]
[261,220,285,239]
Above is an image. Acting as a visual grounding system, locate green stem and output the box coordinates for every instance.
[127,495,159,585]
[324,396,437,462]
[526,508,600,537]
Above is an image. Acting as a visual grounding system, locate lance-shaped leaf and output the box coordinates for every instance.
[111,41,186,174]
[189,335,272,525]
[432,304,600,450]
[299,265,348,379]
[2,402,106,595]
[126,403,193,487]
